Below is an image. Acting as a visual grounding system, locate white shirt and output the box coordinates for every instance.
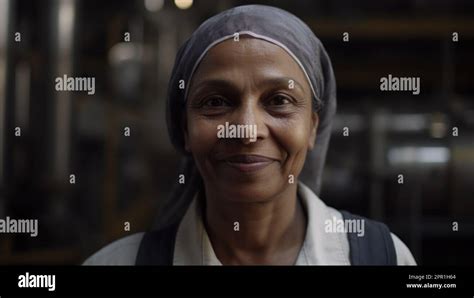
[83,183,416,265]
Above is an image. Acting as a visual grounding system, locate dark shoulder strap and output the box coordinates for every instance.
[135,223,180,265]
[340,210,397,265]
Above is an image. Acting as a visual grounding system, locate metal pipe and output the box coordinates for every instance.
[52,0,75,180]
[0,0,12,189]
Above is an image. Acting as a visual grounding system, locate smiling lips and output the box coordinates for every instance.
[222,154,276,172]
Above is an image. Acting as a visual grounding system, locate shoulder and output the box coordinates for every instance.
[341,210,417,265]
[391,232,417,265]
[82,233,145,266]
[298,182,417,266]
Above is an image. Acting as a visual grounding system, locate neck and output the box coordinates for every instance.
[202,183,307,265]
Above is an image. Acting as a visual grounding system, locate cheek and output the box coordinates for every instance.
[270,115,311,171]
[273,116,311,153]
[186,115,219,155]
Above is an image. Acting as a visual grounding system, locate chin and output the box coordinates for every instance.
[213,178,288,204]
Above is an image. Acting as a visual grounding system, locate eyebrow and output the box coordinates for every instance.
[263,77,307,93]
[189,77,307,97]
[190,79,236,95]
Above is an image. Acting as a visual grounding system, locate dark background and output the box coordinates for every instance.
[0,0,473,265]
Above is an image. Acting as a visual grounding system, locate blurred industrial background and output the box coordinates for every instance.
[0,0,473,265]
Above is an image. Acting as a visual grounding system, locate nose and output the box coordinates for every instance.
[233,98,268,145]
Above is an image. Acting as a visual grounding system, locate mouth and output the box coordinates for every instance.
[221,154,277,173]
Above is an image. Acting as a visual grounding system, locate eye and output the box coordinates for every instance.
[202,95,229,107]
[267,94,292,106]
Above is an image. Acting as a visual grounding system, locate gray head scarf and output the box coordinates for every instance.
[154,4,337,229]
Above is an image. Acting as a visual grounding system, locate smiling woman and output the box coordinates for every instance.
[83,4,417,266]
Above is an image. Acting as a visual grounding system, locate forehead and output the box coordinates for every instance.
[190,37,310,91]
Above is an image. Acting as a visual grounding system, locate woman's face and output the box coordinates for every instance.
[185,37,318,203]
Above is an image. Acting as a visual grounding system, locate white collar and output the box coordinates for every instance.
[173,182,350,265]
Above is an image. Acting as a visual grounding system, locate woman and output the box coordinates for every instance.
[84,4,416,265]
